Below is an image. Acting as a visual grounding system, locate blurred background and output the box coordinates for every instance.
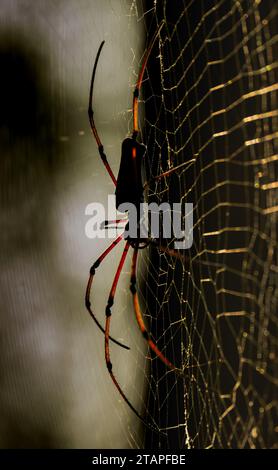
[0,0,147,448]
[1,0,277,450]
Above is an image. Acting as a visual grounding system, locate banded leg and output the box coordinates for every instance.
[104,241,161,433]
[143,160,197,191]
[130,247,181,372]
[132,22,164,138]
[100,219,128,230]
[85,235,129,350]
[88,41,117,185]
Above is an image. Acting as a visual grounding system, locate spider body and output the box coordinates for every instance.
[115,137,147,246]
[115,137,145,210]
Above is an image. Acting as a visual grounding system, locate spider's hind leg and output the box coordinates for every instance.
[104,241,130,373]
[85,235,129,350]
[104,241,163,434]
[130,247,182,375]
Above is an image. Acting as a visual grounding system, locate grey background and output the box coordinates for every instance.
[0,0,147,448]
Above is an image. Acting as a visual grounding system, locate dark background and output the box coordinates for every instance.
[0,0,277,449]
[143,0,278,449]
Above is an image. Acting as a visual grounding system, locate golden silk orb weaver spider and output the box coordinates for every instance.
[85,22,182,429]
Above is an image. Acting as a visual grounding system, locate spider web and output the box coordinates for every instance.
[116,0,278,449]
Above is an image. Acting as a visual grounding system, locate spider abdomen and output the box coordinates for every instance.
[115,137,145,210]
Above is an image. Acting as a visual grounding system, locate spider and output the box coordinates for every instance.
[85,23,183,429]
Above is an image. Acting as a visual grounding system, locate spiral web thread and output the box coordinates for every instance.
[119,0,278,448]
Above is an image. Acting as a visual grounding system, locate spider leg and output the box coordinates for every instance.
[100,218,128,230]
[132,22,164,138]
[88,41,117,185]
[143,161,196,190]
[148,240,213,268]
[104,241,162,434]
[130,247,182,373]
[85,235,129,350]
[148,239,190,264]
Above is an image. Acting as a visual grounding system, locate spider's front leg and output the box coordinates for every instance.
[88,40,117,186]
